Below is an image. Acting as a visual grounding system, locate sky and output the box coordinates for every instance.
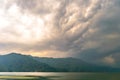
[0,0,120,67]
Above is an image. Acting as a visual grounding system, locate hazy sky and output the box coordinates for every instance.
[0,0,120,67]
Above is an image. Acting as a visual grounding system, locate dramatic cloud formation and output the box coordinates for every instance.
[0,0,120,67]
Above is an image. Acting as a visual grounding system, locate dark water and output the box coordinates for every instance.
[0,72,120,80]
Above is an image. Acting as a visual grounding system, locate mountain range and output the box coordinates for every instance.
[0,53,120,72]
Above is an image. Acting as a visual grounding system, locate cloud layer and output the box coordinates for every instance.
[0,0,120,67]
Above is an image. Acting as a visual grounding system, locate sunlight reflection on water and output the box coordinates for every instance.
[0,72,120,80]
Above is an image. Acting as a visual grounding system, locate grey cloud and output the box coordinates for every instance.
[75,0,120,66]
[0,0,108,53]
[14,0,58,15]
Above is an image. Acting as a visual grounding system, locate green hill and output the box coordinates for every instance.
[0,53,56,72]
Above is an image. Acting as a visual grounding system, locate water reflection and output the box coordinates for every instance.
[0,72,120,80]
[0,75,53,80]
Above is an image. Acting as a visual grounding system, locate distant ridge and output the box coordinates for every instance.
[0,53,56,72]
[34,56,120,72]
[0,53,120,72]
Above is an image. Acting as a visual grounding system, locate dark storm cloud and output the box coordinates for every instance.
[75,0,120,66]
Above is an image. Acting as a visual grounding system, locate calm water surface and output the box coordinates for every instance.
[0,72,120,80]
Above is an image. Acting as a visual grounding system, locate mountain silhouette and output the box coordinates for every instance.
[0,53,56,72]
[0,53,120,72]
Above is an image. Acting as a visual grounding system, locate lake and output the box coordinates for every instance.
[0,72,120,80]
